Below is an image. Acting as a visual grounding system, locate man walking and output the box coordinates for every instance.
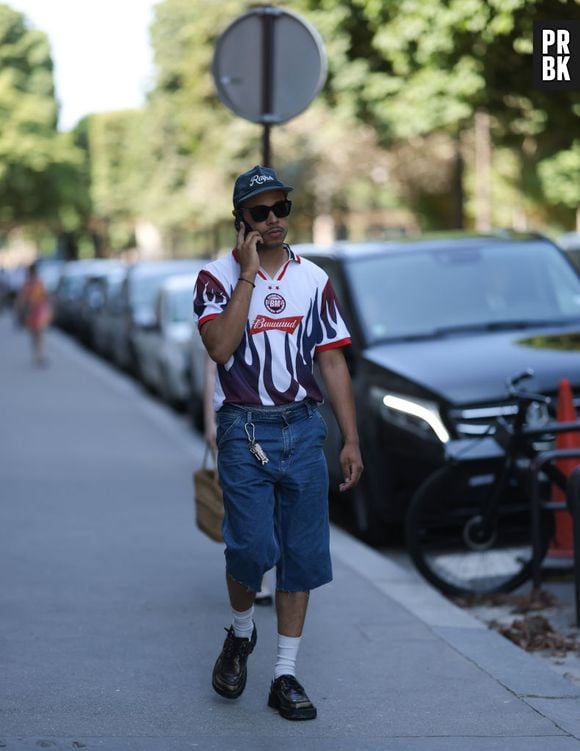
[193,165,363,720]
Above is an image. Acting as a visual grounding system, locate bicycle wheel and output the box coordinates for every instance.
[406,463,551,598]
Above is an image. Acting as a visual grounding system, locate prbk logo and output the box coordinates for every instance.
[264,292,286,314]
[534,21,580,90]
[249,315,303,335]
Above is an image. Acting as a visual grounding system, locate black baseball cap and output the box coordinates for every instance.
[233,165,293,208]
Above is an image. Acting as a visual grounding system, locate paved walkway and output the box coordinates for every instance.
[1,315,580,750]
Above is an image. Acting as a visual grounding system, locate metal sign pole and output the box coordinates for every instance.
[262,124,271,168]
[260,8,275,166]
[213,6,327,166]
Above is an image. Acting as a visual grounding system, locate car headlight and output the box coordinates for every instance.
[370,387,450,444]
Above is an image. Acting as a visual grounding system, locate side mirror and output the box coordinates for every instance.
[133,309,158,331]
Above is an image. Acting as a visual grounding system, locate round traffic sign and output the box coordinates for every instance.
[213,7,327,125]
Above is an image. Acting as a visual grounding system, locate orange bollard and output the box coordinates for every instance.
[547,378,580,559]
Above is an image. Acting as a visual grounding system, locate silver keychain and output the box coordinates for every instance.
[244,422,269,465]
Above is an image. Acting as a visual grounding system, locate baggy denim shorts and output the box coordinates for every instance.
[216,399,332,593]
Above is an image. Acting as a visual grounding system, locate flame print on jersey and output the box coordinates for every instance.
[262,332,301,402]
[219,320,262,404]
[320,279,339,340]
[207,275,342,406]
[293,290,325,401]
[193,271,229,320]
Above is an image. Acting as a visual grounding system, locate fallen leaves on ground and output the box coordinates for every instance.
[489,614,579,653]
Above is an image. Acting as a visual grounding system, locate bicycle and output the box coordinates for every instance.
[405,369,579,598]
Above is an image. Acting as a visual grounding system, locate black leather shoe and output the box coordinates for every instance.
[268,675,317,720]
[212,625,257,699]
[254,592,273,607]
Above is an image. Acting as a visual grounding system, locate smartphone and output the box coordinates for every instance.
[234,211,263,249]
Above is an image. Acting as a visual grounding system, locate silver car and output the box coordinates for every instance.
[109,260,203,374]
[132,272,201,405]
[91,265,129,358]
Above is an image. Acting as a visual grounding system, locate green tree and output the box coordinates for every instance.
[140,0,407,250]
[88,110,147,253]
[296,0,580,228]
[147,0,258,232]
[0,4,86,240]
[538,141,580,230]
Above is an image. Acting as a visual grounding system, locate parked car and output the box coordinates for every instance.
[1,265,26,307]
[557,232,580,273]
[132,273,200,406]
[92,266,129,359]
[111,260,205,375]
[77,262,127,349]
[35,257,66,295]
[53,260,116,333]
[295,232,580,542]
[188,316,208,429]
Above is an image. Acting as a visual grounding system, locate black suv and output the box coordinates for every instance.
[297,233,580,541]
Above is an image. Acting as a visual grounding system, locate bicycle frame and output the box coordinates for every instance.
[406,368,580,597]
[446,418,580,537]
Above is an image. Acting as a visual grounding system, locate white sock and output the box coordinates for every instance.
[231,605,254,639]
[274,634,301,679]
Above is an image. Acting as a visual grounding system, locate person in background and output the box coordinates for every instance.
[203,353,273,606]
[194,165,363,721]
[15,262,52,367]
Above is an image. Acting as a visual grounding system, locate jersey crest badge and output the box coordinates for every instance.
[264,292,286,314]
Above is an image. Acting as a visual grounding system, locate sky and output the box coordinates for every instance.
[8,0,157,131]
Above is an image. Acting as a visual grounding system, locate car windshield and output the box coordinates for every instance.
[347,241,580,345]
[168,288,194,323]
[130,271,179,309]
[129,264,200,309]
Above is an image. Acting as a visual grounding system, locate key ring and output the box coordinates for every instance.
[244,422,256,442]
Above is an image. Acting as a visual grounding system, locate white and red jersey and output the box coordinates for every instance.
[193,246,351,410]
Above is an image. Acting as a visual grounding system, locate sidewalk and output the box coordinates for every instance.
[1,315,580,750]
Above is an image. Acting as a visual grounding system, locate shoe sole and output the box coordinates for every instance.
[254,595,273,606]
[268,691,317,720]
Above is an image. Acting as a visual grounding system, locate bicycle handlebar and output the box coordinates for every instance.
[507,368,534,390]
[506,368,551,407]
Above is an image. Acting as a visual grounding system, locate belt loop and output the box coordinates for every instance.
[306,399,313,418]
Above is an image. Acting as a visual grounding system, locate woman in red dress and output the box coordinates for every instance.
[16,262,52,366]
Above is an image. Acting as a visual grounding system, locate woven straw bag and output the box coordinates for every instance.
[193,446,224,542]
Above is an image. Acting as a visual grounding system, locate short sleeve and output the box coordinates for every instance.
[315,278,351,353]
[193,269,230,330]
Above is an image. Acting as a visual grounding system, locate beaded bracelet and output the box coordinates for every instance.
[238,277,255,288]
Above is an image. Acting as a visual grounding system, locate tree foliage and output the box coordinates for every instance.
[0,4,86,233]
[297,0,580,148]
[539,141,580,210]
[4,0,580,252]
[296,0,580,228]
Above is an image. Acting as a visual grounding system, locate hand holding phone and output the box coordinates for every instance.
[235,219,262,277]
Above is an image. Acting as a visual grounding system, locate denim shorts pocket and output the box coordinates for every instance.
[312,409,328,440]
[216,413,243,448]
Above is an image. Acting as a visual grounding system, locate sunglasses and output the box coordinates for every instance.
[242,199,292,223]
